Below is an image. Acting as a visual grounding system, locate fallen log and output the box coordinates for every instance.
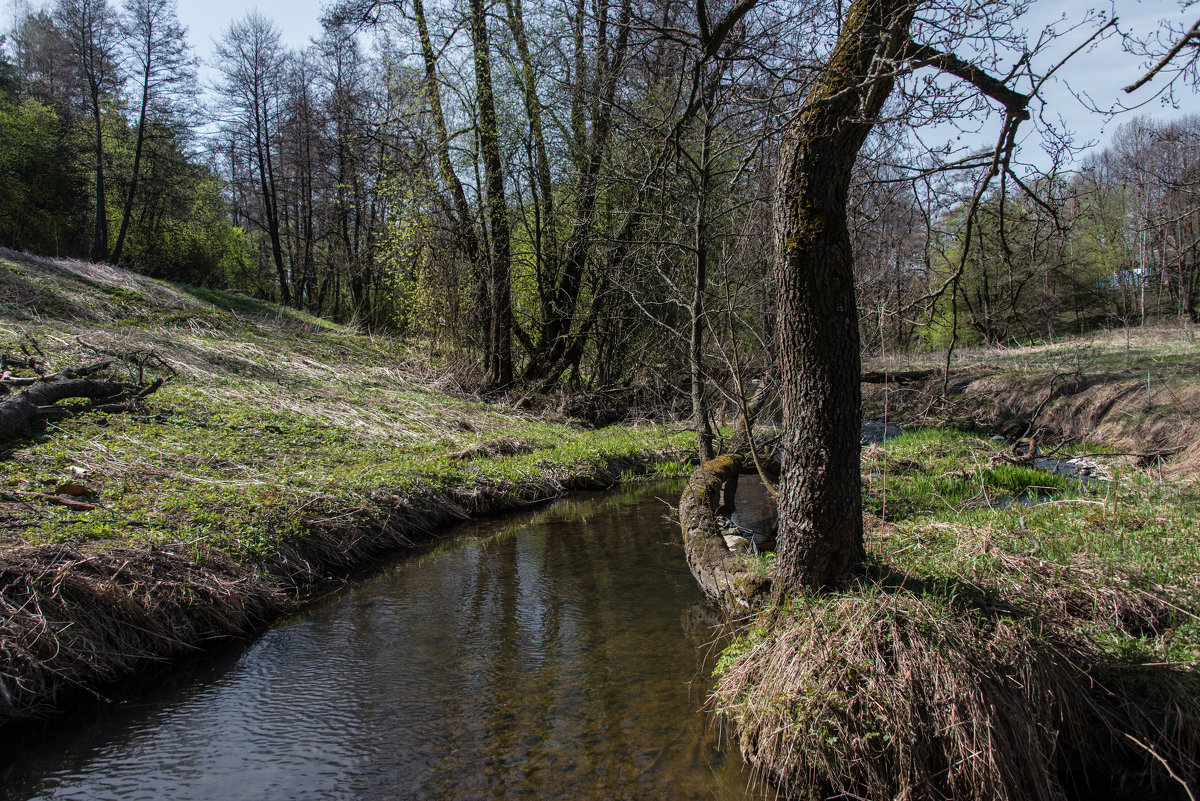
[0,374,159,442]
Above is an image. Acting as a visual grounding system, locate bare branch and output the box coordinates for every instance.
[1124,15,1200,93]
[904,42,1030,118]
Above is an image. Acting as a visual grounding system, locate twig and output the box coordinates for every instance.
[1123,733,1197,801]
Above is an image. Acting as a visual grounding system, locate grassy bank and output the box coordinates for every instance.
[0,250,694,723]
[714,428,1200,800]
[862,326,1200,474]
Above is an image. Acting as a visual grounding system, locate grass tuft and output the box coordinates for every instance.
[715,422,1200,800]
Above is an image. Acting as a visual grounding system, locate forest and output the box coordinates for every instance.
[2,0,1197,397]
[3,0,1200,798]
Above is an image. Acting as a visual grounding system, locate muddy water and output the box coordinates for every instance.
[1,482,766,801]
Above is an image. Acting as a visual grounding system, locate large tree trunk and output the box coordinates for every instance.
[772,0,915,593]
[691,92,715,463]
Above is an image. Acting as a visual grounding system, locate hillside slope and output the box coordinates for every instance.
[862,330,1200,472]
[0,249,692,723]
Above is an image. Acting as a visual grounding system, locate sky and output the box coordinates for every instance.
[176,0,325,64]
[178,0,1198,167]
[5,0,1198,166]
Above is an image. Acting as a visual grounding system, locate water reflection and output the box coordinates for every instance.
[2,483,764,801]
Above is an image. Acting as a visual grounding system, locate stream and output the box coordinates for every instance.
[0,482,766,801]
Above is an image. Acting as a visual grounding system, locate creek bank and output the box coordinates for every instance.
[683,425,1200,800]
[0,449,684,727]
[862,341,1200,473]
[2,480,766,801]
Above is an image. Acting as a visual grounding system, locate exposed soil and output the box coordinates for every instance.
[863,366,1200,472]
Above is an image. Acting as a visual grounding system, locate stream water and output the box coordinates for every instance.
[0,482,766,801]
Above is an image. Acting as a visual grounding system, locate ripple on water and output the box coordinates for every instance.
[4,483,766,801]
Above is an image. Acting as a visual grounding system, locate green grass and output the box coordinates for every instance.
[862,428,1079,520]
[721,422,1200,695]
[0,252,695,562]
[857,426,1200,664]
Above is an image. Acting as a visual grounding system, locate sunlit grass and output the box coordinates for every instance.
[0,251,695,561]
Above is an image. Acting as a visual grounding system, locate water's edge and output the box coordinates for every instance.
[1,481,767,801]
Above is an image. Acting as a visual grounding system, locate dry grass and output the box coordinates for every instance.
[714,548,1200,801]
[862,324,1200,475]
[446,436,536,461]
[0,544,285,720]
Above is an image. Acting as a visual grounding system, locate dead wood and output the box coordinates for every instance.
[1,491,97,512]
[0,360,111,388]
[77,340,176,386]
[860,368,938,384]
[0,378,129,442]
[0,364,166,442]
[0,353,44,376]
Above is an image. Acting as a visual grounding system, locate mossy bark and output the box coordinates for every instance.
[679,454,770,607]
[772,0,916,593]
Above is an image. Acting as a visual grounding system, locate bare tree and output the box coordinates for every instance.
[54,0,121,260]
[1123,4,1200,96]
[214,12,292,305]
[468,0,514,387]
[110,0,194,264]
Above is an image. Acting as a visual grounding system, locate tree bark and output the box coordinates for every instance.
[691,89,715,462]
[111,72,148,264]
[469,0,513,387]
[772,0,916,593]
[89,85,109,260]
[0,379,126,441]
[520,0,632,386]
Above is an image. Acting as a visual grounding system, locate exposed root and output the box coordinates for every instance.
[678,454,773,608]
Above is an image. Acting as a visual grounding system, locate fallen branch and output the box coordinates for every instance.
[0,360,111,388]
[0,371,164,442]
[11,491,97,512]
